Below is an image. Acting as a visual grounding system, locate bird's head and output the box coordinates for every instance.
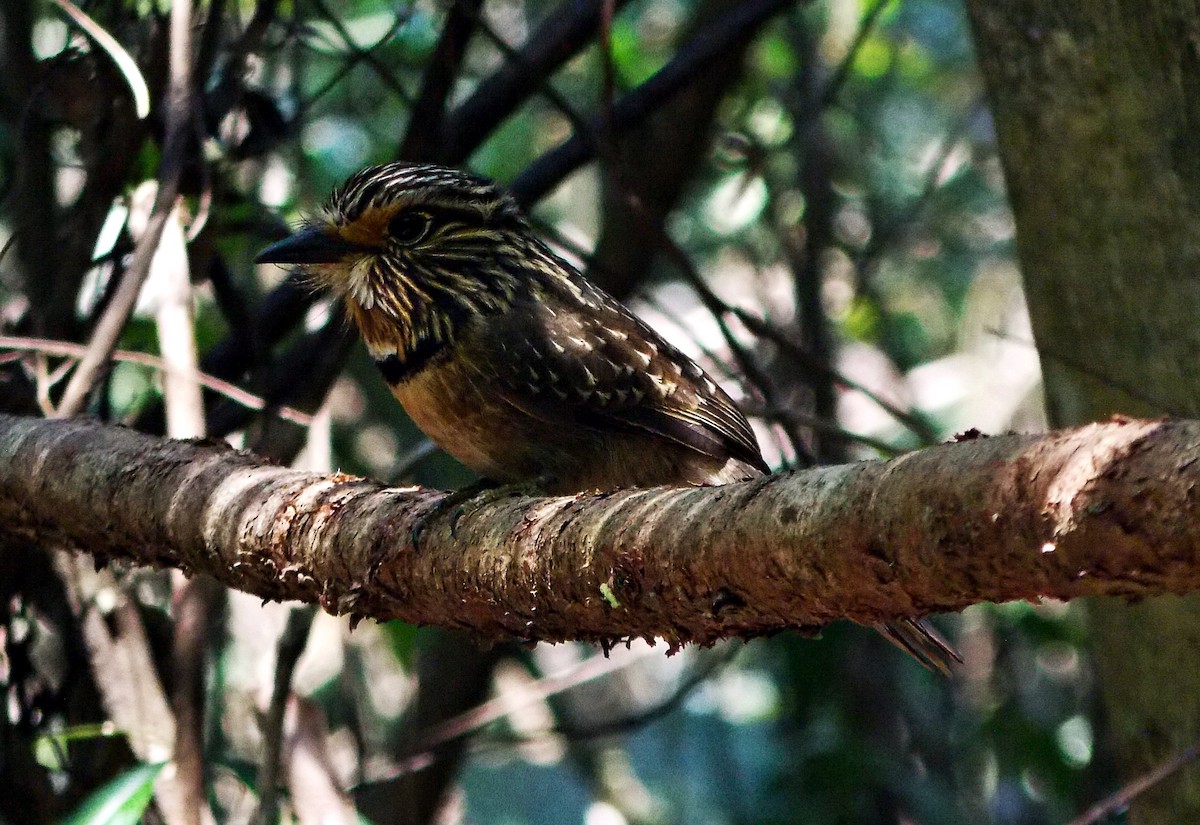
[256,162,542,357]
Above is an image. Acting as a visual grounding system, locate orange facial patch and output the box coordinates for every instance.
[332,204,402,248]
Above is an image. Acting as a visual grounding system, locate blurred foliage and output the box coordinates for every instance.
[0,0,1104,823]
[59,761,164,825]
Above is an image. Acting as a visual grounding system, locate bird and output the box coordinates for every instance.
[255,161,959,673]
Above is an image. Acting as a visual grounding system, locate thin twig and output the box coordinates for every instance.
[465,8,595,140]
[307,0,414,105]
[0,336,313,426]
[510,0,802,207]
[125,180,205,439]
[534,646,736,742]
[744,403,903,456]
[254,605,319,825]
[169,575,224,825]
[299,10,413,113]
[540,187,934,447]
[384,646,663,777]
[50,0,151,119]
[399,0,484,160]
[610,201,817,464]
[388,439,440,482]
[852,104,979,283]
[55,0,196,417]
[441,0,635,163]
[1067,741,1200,825]
[814,0,897,112]
[728,306,940,443]
[986,326,1176,417]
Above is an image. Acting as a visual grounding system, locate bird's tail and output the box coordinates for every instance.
[875,618,962,676]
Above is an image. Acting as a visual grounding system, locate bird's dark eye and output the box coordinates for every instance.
[387,211,433,245]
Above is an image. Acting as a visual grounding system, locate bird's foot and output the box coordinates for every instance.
[410,476,552,546]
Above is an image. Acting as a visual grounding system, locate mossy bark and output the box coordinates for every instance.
[966,3,1200,820]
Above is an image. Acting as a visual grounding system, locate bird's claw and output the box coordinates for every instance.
[410,478,504,546]
[410,476,554,546]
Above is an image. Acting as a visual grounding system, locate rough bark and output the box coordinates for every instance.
[3,413,1200,648]
[966,3,1200,821]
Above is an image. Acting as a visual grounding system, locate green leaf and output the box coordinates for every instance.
[381,620,420,669]
[33,723,124,771]
[60,761,166,825]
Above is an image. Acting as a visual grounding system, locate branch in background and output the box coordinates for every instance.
[728,305,940,443]
[254,606,318,825]
[1067,740,1200,825]
[169,575,223,825]
[55,0,197,417]
[784,14,841,462]
[463,6,599,151]
[4,413,1200,646]
[53,555,176,762]
[50,0,150,118]
[611,194,816,465]
[129,180,205,439]
[283,698,359,824]
[835,107,980,395]
[306,0,413,106]
[53,553,204,825]
[0,337,313,426]
[553,647,735,741]
[202,0,279,115]
[588,0,763,299]
[399,0,485,161]
[385,644,733,772]
[746,404,902,456]
[510,0,800,207]
[298,9,414,114]
[440,0,634,164]
[232,317,354,454]
[0,2,63,336]
[148,179,212,823]
[813,0,896,113]
[356,632,509,824]
[192,278,313,419]
[528,215,913,458]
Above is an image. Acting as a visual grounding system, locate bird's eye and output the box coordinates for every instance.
[387,211,433,245]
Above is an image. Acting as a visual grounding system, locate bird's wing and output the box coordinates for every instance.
[472,289,768,474]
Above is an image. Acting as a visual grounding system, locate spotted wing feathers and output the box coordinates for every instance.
[474,280,767,474]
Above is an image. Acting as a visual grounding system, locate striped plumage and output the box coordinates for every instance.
[258,162,767,491]
[256,161,957,673]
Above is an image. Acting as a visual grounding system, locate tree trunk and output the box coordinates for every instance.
[966,3,1200,821]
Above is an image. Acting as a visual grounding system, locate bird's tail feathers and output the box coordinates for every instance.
[875,618,961,676]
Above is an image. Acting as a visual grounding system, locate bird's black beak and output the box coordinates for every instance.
[255,226,371,265]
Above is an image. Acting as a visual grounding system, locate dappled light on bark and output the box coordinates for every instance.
[3,413,1200,647]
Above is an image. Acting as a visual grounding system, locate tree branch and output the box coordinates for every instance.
[438,0,632,164]
[55,0,196,417]
[510,0,798,207]
[1,414,1196,647]
[398,0,484,161]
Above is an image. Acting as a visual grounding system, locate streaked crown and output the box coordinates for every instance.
[325,163,524,229]
[258,162,560,361]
